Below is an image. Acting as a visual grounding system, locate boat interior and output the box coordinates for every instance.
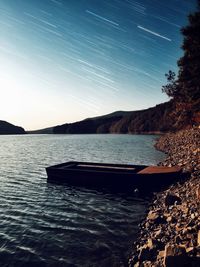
[53,161,146,173]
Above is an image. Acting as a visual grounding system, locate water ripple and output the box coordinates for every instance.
[0,134,164,266]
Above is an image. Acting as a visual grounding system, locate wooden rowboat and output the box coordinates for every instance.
[46,161,183,192]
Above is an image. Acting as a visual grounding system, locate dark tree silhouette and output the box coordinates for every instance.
[177,0,200,108]
[162,70,178,98]
[163,0,200,111]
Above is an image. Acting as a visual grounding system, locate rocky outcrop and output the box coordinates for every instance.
[0,120,25,135]
[129,127,200,267]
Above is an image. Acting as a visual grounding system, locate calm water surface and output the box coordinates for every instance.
[0,134,165,267]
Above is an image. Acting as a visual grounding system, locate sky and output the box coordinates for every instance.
[0,0,197,130]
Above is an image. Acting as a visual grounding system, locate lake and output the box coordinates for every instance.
[0,134,165,267]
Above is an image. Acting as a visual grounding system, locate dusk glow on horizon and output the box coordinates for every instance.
[0,0,196,130]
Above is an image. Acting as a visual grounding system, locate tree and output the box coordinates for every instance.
[163,0,200,111]
[177,0,200,107]
[162,70,178,98]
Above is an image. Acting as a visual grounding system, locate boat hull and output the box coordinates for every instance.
[46,161,183,192]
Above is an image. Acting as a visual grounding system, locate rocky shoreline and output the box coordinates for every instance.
[128,127,200,267]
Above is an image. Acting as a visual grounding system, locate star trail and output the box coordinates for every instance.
[137,25,172,42]
[86,10,120,27]
[0,0,197,130]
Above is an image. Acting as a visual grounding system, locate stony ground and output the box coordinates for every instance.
[128,127,200,267]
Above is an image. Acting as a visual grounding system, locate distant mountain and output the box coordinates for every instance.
[53,111,127,134]
[52,102,176,134]
[27,127,54,134]
[29,100,197,135]
[0,121,25,135]
[84,110,133,121]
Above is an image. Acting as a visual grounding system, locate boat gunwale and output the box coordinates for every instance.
[46,161,148,174]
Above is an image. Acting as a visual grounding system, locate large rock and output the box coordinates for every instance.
[147,211,166,225]
[164,244,187,267]
[165,193,182,206]
[196,185,200,200]
[198,230,200,247]
[138,244,156,262]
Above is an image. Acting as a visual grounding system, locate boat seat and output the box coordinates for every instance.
[138,166,181,174]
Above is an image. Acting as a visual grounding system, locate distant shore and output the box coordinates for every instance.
[129,127,200,267]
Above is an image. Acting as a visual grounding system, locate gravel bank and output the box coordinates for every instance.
[128,127,200,267]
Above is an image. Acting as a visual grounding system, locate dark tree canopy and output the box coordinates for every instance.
[163,0,200,111]
[162,70,178,98]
